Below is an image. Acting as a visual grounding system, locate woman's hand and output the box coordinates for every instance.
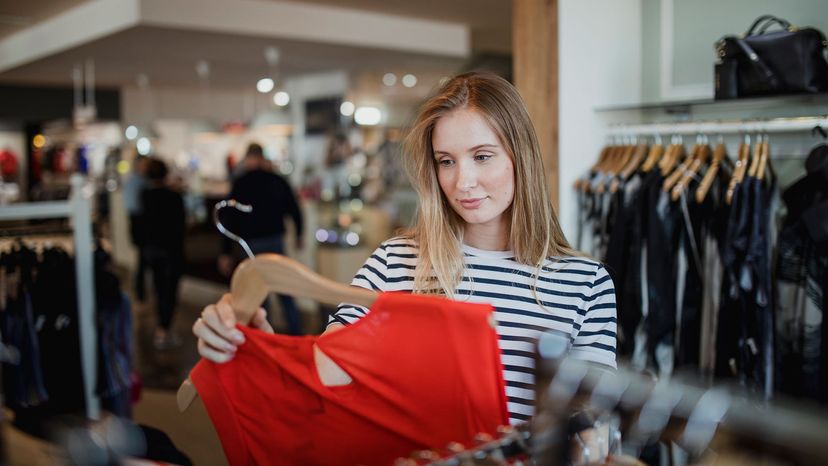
[193,293,274,363]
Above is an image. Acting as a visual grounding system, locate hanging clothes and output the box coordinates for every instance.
[775,155,828,403]
[192,292,509,466]
[0,241,133,436]
[576,138,777,391]
[605,172,645,356]
[698,168,732,381]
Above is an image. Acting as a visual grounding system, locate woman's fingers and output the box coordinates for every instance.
[250,308,275,334]
[199,300,245,344]
[216,293,238,329]
[197,338,236,363]
[193,317,239,354]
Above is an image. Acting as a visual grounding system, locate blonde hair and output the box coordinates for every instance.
[402,72,579,297]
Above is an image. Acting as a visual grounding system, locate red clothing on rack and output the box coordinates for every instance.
[191,292,509,466]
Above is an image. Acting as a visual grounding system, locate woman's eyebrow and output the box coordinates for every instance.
[433,143,500,156]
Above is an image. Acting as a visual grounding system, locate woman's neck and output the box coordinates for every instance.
[462,220,510,251]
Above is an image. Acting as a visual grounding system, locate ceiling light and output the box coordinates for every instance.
[136,137,152,155]
[340,101,355,116]
[354,106,382,126]
[273,91,290,106]
[382,73,397,87]
[402,74,417,88]
[257,78,275,93]
[125,125,138,140]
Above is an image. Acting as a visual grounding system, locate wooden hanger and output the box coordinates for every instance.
[610,143,650,193]
[662,143,694,191]
[695,141,728,203]
[659,142,685,176]
[596,144,632,193]
[176,253,379,412]
[577,145,612,192]
[756,136,770,181]
[726,139,751,204]
[747,135,763,178]
[641,143,665,172]
[671,143,711,201]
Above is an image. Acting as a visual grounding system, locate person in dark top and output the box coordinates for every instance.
[141,158,186,349]
[219,143,304,335]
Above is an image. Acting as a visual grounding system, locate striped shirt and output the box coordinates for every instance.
[329,237,617,425]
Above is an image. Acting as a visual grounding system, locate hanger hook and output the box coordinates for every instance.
[812,125,828,140]
[214,199,255,259]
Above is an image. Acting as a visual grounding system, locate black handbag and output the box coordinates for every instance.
[714,14,828,99]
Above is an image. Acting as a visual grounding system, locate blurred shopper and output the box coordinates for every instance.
[124,155,149,302]
[218,143,304,335]
[324,132,352,201]
[141,158,186,349]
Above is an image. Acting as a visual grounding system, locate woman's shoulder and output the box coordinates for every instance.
[378,235,419,251]
[544,255,608,277]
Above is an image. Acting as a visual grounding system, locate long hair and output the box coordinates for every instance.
[402,72,578,297]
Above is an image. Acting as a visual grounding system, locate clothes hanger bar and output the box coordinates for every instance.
[606,116,828,137]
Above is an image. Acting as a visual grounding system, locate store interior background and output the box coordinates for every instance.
[1,0,827,464]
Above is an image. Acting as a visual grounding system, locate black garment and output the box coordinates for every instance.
[141,187,186,252]
[675,178,708,368]
[142,186,185,331]
[717,177,775,397]
[222,169,303,253]
[643,173,680,362]
[604,172,645,356]
[139,424,193,465]
[129,213,147,301]
[776,170,828,403]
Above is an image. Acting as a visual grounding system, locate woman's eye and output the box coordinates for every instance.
[438,159,454,167]
[474,153,493,162]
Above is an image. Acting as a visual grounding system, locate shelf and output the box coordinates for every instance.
[594,92,828,113]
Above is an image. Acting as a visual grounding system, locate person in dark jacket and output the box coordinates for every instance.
[141,158,186,349]
[218,143,304,335]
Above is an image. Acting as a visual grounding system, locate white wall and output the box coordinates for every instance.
[644,0,828,101]
[557,0,643,244]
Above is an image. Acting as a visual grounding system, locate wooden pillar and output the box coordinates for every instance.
[513,0,559,209]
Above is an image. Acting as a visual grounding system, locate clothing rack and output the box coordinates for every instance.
[532,333,828,466]
[0,174,98,419]
[607,115,828,137]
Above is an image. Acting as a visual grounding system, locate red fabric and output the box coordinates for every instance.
[0,149,18,178]
[191,292,509,466]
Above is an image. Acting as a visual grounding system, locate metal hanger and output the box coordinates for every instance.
[213,199,255,259]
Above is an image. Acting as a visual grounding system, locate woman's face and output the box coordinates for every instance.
[432,108,515,231]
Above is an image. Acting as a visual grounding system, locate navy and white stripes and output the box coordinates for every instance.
[329,237,617,425]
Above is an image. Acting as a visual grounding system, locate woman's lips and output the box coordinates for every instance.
[459,197,485,209]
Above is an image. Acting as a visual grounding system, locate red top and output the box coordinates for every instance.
[191,292,509,466]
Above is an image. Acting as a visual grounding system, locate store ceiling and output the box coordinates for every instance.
[0,26,465,88]
[0,0,90,38]
[0,0,511,89]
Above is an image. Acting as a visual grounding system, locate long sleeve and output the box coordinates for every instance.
[327,243,390,327]
[570,264,618,369]
[283,182,303,239]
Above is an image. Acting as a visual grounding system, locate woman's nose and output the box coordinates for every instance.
[456,165,478,191]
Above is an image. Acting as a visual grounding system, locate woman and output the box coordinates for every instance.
[193,72,617,425]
